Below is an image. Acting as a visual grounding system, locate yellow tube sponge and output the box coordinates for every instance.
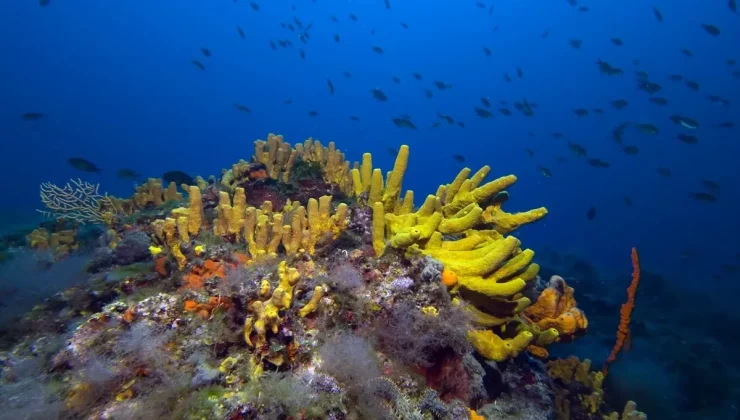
[369,168,384,206]
[467,329,533,361]
[381,145,409,212]
[437,236,520,277]
[487,249,535,282]
[443,173,517,217]
[438,203,483,234]
[372,202,386,256]
[482,204,549,234]
[187,186,202,236]
[298,285,325,317]
[361,152,373,193]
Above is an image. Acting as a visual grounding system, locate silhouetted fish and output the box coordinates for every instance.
[201,47,211,57]
[538,166,552,178]
[624,197,633,207]
[689,192,717,203]
[69,158,102,173]
[117,169,141,180]
[657,168,672,177]
[611,38,623,46]
[249,2,259,11]
[653,7,663,21]
[371,46,384,54]
[474,107,493,118]
[234,104,251,114]
[701,180,720,194]
[701,24,720,36]
[22,112,45,121]
[611,99,628,109]
[392,116,416,129]
[676,134,698,144]
[237,26,245,39]
[327,79,334,95]
[163,170,194,185]
[192,60,205,71]
[588,158,610,168]
[371,89,387,101]
[452,155,465,163]
[569,39,582,49]
[623,145,639,155]
[586,206,596,220]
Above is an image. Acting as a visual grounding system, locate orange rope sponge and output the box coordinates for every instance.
[602,247,640,376]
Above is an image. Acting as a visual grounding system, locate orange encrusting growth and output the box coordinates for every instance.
[602,247,641,376]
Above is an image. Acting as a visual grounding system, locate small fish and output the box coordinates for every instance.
[327,79,334,95]
[653,6,663,22]
[371,46,384,54]
[249,1,259,11]
[541,29,549,39]
[668,74,683,81]
[300,49,305,59]
[498,108,512,116]
[39,0,51,6]
[586,206,597,220]
[433,81,451,90]
[350,116,360,121]
[730,0,737,12]
[480,97,491,108]
[330,16,339,23]
[516,67,523,79]
[578,6,589,12]
[611,99,628,109]
[308,111,318,117]
[588,158,610,168]
[475,2,486,8]
[717,121,735,128]
[334,34,340,43]
[117,169,141,180]
[452,155,465,163]
[706,95,730,106]
[573,109,589,117]
[386,148,397,156]
[437,113,455,125]
[677,134,698,144]
[413,72,423,80]
[384,0,391,9]
[424,89,433,99]
[681,48,694,57]
[192,60,206,71]
[201,47,211,57]
[343,71,352,78]
[474,107,493,118]
[669,114,699,129]
[685,80,700,91]
[282,99,293,104]
[482,47,492,56]
[569,39,582,49]
[555,157,568,163]
[701,180,720,194]
[592,108,604,115]
[294,17,303,29]
[237,25,245,39]
[567,142,587,156]
[622,145,639,155]
[648,97,668,106]
[538,166,552,178]
[371,89,388,101]
[624,197,633,207]
[234,104,251,114]
[525,148,534,158]
[22,112,45,121]
[551,132,564,138]
[503,73,512,82]
[689,192,717,203]
[392,76,401,84]
[457,122,465,128]
[635,70,649,80]
[701,24,720,36]
[611,38,623,46]
[400,22,409,29]
[163,170,194,185]
[635,123,659,135]
[68,158,102,173]
[656,167,672,177]
[637,80,661,95]
[269,40,277,50]
[348,13,358,21]
[392,116,417,129]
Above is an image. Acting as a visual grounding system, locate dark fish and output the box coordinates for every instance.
[578,6,589,12]
[475,2,486,8]
[730,0,737,12]
[384,0,391,9]
[555,157,568,163]
[431,122,442,128]
[386,148,397,156]
[163,170,193,186]
[503,73,512,82]
[400,22,409,29]
[637,80,661,95]
[611,99,628,109]
[706,95,730,106]
[701,180,720,194]
[592,108,604,115]
[22,112,45,121]
[653,7,663,21]
[669,114,699,129]
[657,167,672,177]
[308,111,318,117]
[730,59,737,66]
[588,158,610,168]
[635,70,649,80]
[525,148,534,158]
[300,49,305,59]
[424,89,433,99]
[413,72,423,80]
[681,48,694,57]
[569,39,582,49]
[622,145,639,155]
[237,25,245,39]
[516,67,523,79]
[492,25,499,32]
[689,192,717,202]
[433,81,451,90]
[452,155,465,163]
[649,97,668,106]
[668,74,683,81]
[392,76,401,84]
[498,108,512,116]
[551,132,564,138]
[201,47,211,57]
[586,206,596,220]
[718,121,735,128]
[437,113,455,125]
[567,142,587,156]
[326,79,335,95]
[334,34,340,43]
[685,80,700,91]
[624,197,633,207]
[192,60,206,71]
[480,97,491,108]
[371,89,387,101]
[701,24,720,36]
[350,116,360,121]
[294,17,303,29]
[538,166,552,178]
[349,13,358,21]
[457,122,465,128]
[68,158,101,173]
[573,109,589,117]
[567,0,576,5]
[117,169,140,180]
[39,0,51,6]
[482,47,492,56]
[611,38,623,46]
[249,1,259,11]
[635,123,659,135]
[330,16,339,23]
[234,104,251,114]
[371,46,384,54]
[474,107,493,118]
[343,71,351,78]
[676,134,698,144]
[282,99,293,104]
[392,116,417,129]
[269,40,277,50]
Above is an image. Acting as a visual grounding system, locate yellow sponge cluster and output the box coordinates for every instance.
[366,146,550,361]
[150,186,203,268]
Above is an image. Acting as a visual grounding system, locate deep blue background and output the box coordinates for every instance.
[1,0,738,300]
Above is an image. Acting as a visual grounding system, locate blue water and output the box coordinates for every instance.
[2,2,738,296]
